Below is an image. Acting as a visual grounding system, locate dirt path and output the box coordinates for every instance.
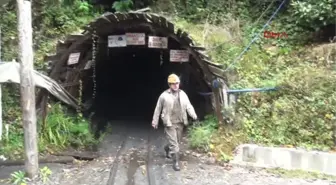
[1,120,335,185]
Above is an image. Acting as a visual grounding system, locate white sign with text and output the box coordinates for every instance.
[148,36,168,48]
[108,35,127,47]
[170,50,190,62]
[67,52,80,65]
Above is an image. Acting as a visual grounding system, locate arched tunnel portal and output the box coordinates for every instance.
[39,12,227,133]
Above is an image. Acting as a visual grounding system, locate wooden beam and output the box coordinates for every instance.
[0,85,2,141]
[213,87,224,125]
[17,0,39,178]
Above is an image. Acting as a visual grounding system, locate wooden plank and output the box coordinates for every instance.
[203,59,222,67]
[16,0,39,177]
[44,54,60,63]
[159,17,168,28]
[91,16,111,28]
[106,14,118,22]
[197,51,210,59]
[115,12,127,21]
[222,82,229,108]
[128,12,140,20]
[167,21,174,32]
[180,32,193,46]
[64,35,85,44]
[213,87,224,125]
[192,46,206,51]
[176,29,183,37]
[150,14,160,27]
[207,65,225,78]
[56,41,71,53]
[0,85,2,141]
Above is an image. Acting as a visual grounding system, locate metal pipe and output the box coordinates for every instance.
[198,87,278,96]
[227,87,277,93]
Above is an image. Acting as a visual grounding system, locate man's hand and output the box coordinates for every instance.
[152,120,158,129]
[192,117,200,125]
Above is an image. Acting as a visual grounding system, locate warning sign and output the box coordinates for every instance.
[126,33,145,45]
[67,52,80,65]
[170,50,189,62]
[108,35,127,47]
[148,36,168,48]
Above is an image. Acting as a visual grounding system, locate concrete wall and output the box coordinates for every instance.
[231,144,336,176]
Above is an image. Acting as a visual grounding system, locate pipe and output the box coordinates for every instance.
[197,87,278,96]
[227,87,277,93]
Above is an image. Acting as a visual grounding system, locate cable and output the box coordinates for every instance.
[223,0,287,72]
[208,0,277,51]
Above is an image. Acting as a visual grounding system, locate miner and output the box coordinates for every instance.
[151,73,198,171]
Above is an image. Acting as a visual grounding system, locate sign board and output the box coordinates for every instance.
[108,35,127,47]
[170,50,190,62]
[67,52,80,65]
[126,33,146,45]
[148,36,168,48]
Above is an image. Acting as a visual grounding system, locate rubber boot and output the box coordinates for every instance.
[172,153,181,171]
[164,145,172,159]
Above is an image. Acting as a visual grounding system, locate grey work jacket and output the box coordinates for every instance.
[152,89,197,127]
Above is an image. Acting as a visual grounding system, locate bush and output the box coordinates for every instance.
[0,103,98,159]
[237,65,336,150]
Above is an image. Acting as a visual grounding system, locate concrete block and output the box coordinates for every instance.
[231,144,336,176]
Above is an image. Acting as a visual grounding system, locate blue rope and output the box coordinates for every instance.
[197,87,278,96]
[223,0,287,72]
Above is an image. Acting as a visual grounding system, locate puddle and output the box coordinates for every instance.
[126,151,142,185]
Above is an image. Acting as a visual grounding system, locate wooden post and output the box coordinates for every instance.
[0,84,2,141]
[17,0,39,178]
[0,27,2,141]
[213,87,224,124]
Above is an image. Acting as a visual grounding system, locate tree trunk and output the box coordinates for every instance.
[16,0,39,178]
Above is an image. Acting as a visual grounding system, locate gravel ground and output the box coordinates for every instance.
[27,150,336,185]
[1,121,336,185]
[25,158,336,185]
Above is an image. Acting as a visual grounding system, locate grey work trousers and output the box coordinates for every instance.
[164,122,184,153]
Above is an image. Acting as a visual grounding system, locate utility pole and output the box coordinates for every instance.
[16,0,39,178]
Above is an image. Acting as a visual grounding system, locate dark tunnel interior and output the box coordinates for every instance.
[81,32,213,134]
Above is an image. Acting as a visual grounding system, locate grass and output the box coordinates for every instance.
[266,168,336,180]
[188,115,247,162]
[0,103,100,160]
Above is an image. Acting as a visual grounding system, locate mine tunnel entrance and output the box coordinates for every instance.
[42,13,224,135]
[80,33,212,132]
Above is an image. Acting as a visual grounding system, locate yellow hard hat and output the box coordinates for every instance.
[167,74,180,83]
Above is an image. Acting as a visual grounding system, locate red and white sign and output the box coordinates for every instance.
[148,36,168,48]
[126,33,145,45]
[67,52,80,65]
[170,50,189,62]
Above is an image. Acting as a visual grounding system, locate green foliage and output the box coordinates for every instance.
[237,65,336,150]
[290,0,336,29]
[0,0,101,69]
[39,103,98,151]
[9,171,28,185]
[0,0,102,159]
[0,103,98,159]
[188,115,247,161]
[188,115,218,152]
[174,0,336,154]
[112,0,134,12]
[39,166,52,184]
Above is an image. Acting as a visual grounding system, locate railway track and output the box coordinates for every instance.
[106,125,157,185]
